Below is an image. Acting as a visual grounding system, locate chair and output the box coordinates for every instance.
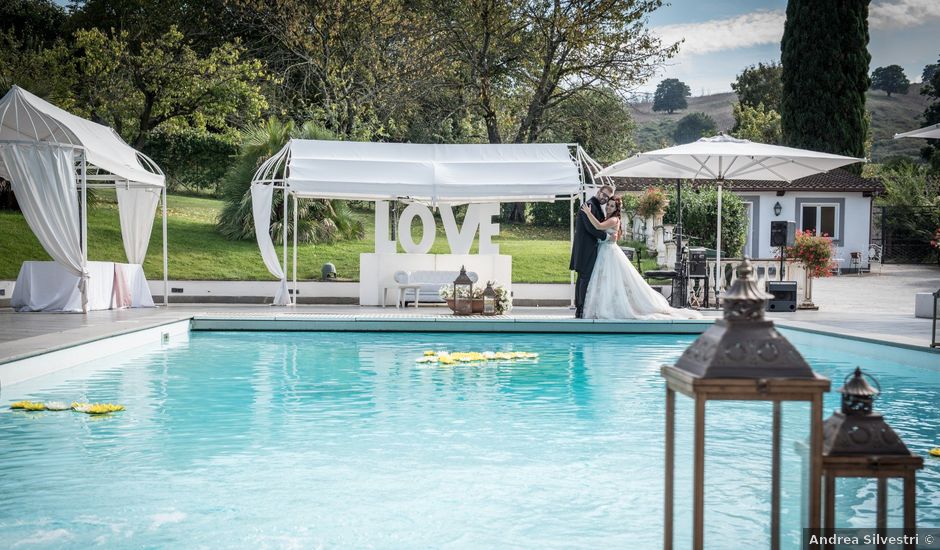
[832,246,845,275]
[868,244,883,275]
[849,251,862,275]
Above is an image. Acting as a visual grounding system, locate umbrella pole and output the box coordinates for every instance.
[715,182,722,308]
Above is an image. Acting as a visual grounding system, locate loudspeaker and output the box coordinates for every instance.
[770,220,796,247]
[766,281,797,312]
[688,247,707,277]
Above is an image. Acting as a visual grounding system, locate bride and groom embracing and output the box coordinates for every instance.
[569,184,702,320]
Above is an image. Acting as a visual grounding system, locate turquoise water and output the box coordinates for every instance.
[0,331,937,549]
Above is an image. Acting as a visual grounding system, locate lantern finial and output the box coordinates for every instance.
[722,257,774,322]
[838,367,879,415]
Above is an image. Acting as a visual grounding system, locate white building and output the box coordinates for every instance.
[615,169,883,271]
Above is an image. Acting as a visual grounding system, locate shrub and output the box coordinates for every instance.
[662,184,748,256]
[528,200,572,227]
[216,118,364,244]
[143,128,238,196]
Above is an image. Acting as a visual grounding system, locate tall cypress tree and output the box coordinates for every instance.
[780,0,870,169]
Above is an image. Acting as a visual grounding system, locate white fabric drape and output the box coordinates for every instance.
[0,143,89,309]
[116,186,160,264]
[251,184,290,305]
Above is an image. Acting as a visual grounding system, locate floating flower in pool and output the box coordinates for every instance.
[72,402,124,414]
[44,401,70,411]
[414,350,539,366]
[11,401,46,411]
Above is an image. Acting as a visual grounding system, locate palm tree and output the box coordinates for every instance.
[217,117,365,243]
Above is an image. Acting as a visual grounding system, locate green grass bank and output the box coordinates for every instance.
[0,193,656,283]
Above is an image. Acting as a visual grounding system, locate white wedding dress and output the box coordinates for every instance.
[583,229,703,320]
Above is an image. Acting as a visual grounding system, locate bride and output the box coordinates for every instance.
[579,197,702,320]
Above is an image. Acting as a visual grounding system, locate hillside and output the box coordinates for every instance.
[630,84,933,162]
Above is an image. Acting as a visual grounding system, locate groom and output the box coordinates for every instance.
[570,184,613,318]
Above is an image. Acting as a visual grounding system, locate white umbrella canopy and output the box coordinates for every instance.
[597,134,865,305]
[599,134,864,181]
[893,123,940,139]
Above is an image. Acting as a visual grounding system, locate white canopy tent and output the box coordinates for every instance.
[0,85,167,311]
[894,123,940,139]
[598,135,865,303]
[251,139,605,304]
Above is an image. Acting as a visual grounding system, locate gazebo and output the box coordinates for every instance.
[250,139,605,305]
[0,85,167,312]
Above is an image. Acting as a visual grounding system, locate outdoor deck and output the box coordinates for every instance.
[1,265,937,367]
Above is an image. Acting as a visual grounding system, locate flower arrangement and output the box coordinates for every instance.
[415,350,539,365]
[785,229,836,278]
[438,281,512,314]
[636,187,669,218]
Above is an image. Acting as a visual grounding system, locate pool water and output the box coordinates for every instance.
[0,331,937,548]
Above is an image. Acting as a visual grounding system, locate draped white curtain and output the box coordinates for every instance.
[116,186,160,264]
[251,184,290,305]
[0,143,89,310]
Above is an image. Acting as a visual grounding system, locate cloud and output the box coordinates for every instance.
[654,10,785,57]
[870,0,940,29]
[654,0,940,58]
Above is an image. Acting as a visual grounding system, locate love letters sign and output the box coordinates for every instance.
[374,200,500,255]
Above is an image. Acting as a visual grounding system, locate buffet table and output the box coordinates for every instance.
[11,261,154,312]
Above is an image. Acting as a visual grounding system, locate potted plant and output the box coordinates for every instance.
[636,187,669,218]
[785,230,835,309]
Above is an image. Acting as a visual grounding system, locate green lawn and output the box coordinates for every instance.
[0,193,656,282]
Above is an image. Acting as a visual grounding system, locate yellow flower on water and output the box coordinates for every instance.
[423,350,435,356]
[10,401,33,409]
[23,402,46,411]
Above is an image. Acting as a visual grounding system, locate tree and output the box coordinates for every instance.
[425,0,677,221]
[217,118,365,244]
[0,0,66,50]
[780,0,869,174]
[731,61,783,111]
[673,112,716,144]
[922,63,938,83]
[921,54,940,172]
[652,78,690,114]
[69,27,267,148]
[871,65,910,97]
[731,102,783,144]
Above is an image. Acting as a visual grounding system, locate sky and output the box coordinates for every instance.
[639,0,940,96]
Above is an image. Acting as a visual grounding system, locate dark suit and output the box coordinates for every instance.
[569,196,607,318]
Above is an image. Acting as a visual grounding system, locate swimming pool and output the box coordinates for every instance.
[1,330,937,548]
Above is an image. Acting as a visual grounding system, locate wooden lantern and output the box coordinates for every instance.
[452,266,474,316]
[821,368,924,550]
[661,258,830,550]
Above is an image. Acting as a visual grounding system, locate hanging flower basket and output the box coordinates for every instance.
[636,187,669,218]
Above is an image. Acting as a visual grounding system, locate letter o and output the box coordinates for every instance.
[398,203,435,254]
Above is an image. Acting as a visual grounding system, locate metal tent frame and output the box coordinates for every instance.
[0,88,168,310]
[250,141,610,306]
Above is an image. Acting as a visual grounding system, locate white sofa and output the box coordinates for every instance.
[393,270,479,304]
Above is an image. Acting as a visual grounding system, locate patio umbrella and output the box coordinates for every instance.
[597,134,865,304]
[893,123,940,139]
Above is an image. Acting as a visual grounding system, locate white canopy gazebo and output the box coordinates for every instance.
[250,139,605,304]
[0,85,168,311]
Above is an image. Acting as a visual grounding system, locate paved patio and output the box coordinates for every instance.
[0,264,937,366]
